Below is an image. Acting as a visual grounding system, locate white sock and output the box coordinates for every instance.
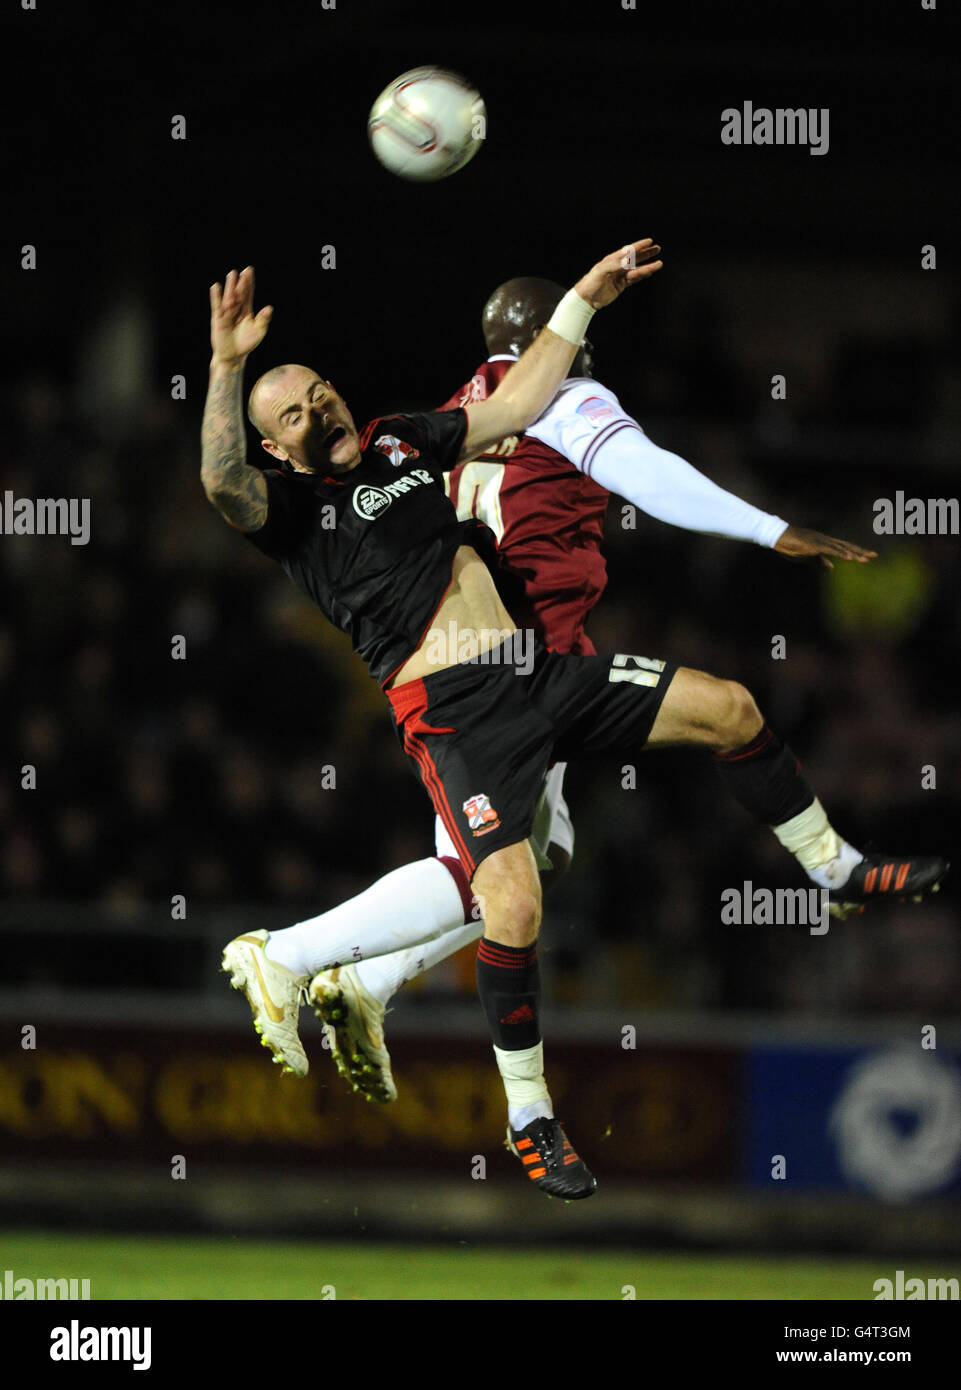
[772,797,864,889]
[492,1042,553,1130]
[510,1100,554,1130]
[263,857,469,979]
[354,921,483,1007]
[805,841,864,890]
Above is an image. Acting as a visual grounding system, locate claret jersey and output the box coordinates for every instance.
[246,408,491,686]
[439,358,610,655]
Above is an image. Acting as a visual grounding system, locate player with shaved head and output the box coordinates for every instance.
[203,257,947,1199]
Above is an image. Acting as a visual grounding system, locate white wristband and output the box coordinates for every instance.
[547,288,595,345]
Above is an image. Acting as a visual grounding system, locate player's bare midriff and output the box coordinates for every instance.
[389,544,518,688]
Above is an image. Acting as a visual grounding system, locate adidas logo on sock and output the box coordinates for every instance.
[500,1004,536,1025]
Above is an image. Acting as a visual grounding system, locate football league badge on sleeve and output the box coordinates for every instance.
[575,396,619,428]
[463,792,500,836]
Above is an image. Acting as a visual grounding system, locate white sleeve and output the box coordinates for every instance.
[526,380,789,549]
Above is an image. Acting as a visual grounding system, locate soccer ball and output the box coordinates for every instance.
[368,67,486,182]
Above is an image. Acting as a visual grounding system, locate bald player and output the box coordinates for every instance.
[209,263,946,1199]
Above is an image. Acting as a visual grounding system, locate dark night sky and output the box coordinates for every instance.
[5,0,957,421]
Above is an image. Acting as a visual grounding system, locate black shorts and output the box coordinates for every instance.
[386,642,677,877]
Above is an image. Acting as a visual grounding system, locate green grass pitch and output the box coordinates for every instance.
[0,1231,906,1300]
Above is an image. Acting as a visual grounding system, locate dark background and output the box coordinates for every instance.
[2,0,959,1014]
[5,0,957,390]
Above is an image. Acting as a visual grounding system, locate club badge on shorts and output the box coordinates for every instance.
[463,792,500,836]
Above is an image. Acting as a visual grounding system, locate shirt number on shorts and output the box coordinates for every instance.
[608,653,665,688]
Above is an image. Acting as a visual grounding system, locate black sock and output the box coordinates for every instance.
[713,724,814,825]
[476,938,540,1050]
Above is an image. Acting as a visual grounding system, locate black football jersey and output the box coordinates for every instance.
[246,408,494,685]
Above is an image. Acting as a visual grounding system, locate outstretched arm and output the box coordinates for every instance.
[458,238,662,464]
[201,267,273,532]
[526,384,876,567]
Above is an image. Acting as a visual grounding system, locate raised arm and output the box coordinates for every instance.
[457,238,662,464]
[201,267,273,532]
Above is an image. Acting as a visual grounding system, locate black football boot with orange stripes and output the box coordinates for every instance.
[506,1118,597,1200]
[828,853,949,920]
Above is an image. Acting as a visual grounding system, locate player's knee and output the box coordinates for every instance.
[714,680,763,752]
[473,849,542,946]
[485,885,540,947]
[501,886,541,945]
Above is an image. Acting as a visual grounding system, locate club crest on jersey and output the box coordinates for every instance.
[374,434,420,467]
[352,484,392,519]
[463,792,500,836]
[575,396,618,428]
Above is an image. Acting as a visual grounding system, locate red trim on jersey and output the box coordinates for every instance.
[359,417,386,451]
[360,412,444,454]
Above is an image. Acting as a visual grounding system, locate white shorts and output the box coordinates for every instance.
[434,762,574,871]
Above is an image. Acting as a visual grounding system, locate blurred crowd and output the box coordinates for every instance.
[2,294,959,1016]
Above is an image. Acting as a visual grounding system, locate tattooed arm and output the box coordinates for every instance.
[201,266,273,532]
[201,361,267,530]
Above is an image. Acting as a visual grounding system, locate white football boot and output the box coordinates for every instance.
[222,929,309,1077]
[309,964,397,1103]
